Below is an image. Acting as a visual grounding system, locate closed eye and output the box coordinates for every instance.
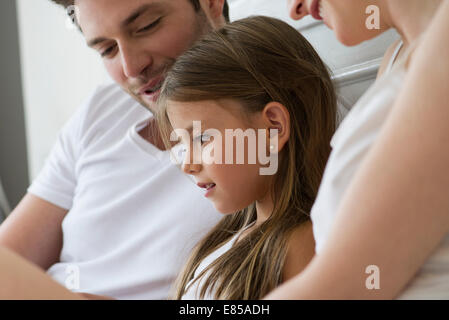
[101,44,117,57]
[137,18,162,33]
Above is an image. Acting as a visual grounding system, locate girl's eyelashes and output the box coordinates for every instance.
[193,133,211,145]
[176,134,211,161]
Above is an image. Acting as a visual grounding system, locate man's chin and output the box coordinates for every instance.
[141,89,162,111]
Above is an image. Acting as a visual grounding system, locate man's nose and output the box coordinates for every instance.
[288,0,309,20]
[119,42,153,79]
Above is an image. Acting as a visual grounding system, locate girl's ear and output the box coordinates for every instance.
[288,0,308,20]
[261,102,291,153]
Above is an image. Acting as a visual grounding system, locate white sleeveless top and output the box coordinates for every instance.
[181,223,254,300]
[311,40,449,299]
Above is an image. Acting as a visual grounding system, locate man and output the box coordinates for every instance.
[0,0,228,299]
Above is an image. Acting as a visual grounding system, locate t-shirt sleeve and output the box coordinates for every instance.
[27,92,95,210]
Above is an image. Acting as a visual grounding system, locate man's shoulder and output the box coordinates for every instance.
[75,82,148,132]
[65,82,150,150]
[81,82,141,119]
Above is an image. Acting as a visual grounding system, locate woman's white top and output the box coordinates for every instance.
[311,40,449,299]
[181,224,254,300]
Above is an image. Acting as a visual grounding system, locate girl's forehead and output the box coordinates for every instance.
[167,99,246,126]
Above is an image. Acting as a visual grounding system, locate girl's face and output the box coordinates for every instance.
[166,99,274,214]
[287,0,390,46]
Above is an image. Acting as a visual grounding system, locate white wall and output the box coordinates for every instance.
[16,0,110,179]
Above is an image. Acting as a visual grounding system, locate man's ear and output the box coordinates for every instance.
[261,102,291,153]
[200,0,226,27]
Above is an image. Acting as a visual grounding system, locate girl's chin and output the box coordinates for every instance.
[215,205,241,215]
[213,202,246,215]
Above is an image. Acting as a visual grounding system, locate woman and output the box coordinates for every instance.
[266,0,449,299]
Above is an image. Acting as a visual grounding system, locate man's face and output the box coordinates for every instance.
[76,0,220,112]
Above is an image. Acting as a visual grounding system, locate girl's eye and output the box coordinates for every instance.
[137,18,162,33]
[195,134,210,145]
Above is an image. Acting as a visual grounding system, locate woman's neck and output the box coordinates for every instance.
[385,0,442,46]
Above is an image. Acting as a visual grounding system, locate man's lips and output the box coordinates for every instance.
[139,76,164,96]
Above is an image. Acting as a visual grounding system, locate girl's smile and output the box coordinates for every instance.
[197,182,217,198]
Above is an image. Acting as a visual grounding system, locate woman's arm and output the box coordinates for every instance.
[282,220,315,282]
[265,0,449,299]
[0,246,84,299]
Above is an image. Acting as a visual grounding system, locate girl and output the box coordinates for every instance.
[157,15,337,299]
[265,0,449,299]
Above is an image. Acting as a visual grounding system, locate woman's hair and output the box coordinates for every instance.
[157,15,337,299]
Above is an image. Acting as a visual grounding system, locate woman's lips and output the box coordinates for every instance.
[310,0,323,20]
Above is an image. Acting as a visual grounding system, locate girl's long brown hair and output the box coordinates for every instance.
[157,16,337,299]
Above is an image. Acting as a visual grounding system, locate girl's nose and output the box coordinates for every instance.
[182,162,202,175]
[182,148,202,175]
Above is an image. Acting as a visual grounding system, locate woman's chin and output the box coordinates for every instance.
[334,28,367,47]
[335,25,388,47]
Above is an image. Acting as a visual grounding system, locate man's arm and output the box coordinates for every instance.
[0,246,83,300]
[0,193,67,270]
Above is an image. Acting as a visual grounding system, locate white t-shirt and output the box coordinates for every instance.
[311,43,449,299]
[28,83,222,299]
[181,223,254,300]
[181,234,239,300]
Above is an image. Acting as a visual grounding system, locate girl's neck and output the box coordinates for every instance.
[254,192,274,227]
[385,0,442,46]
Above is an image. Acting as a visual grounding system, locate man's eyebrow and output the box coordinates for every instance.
[87,37,107,48]
[121,3,160,28]
[86,3,162,48]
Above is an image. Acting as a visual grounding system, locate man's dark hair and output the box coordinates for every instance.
[51,0,230,22]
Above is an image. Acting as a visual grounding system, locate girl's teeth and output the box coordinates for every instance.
[318,0,323,18]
